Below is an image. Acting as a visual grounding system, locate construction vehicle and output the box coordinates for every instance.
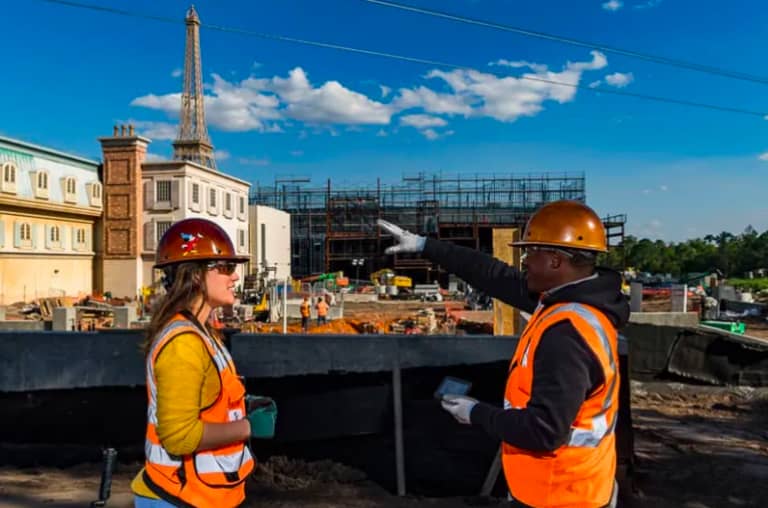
[370,268,413,297]
[240,271,277,322]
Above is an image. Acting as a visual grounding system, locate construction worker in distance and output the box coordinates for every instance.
[132,217,277,508]
[316,296,329,325]
[378,200,628,508]
[300,295,311,332]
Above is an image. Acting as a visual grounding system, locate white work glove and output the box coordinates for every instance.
[377,219,426,254]
[440,394,478,425]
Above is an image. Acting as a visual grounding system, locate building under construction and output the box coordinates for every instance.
[250,172,626,281]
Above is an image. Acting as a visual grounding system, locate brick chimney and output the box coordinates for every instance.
[96,124,150,299]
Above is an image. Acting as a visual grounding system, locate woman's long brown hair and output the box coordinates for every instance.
[141,262,215,356]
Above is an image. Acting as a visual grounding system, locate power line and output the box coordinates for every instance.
[39,0,768,118]
[361,0,768,86]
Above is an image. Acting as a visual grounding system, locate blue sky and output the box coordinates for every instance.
[2,0,767,242]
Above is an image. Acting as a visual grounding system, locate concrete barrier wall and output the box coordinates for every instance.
[0,330,519,392]
[629,312,699,327]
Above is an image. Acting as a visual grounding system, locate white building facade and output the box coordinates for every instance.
[0,136,102,304]
[249,204,291,281]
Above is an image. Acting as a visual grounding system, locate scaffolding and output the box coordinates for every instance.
[250,172,625,281]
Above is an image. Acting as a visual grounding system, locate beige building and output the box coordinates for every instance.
[250,205,291,281]
[0,135,102,305]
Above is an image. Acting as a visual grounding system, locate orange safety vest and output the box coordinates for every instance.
[142,315,254,508]
[316,300,329,317]
[300,301,311,318]
[502,303,619,508]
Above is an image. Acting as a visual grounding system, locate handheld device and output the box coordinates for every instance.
[434,376,472,400]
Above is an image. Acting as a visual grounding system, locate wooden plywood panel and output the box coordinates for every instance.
[492,228,520,336]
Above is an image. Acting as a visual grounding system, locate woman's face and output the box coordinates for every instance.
[203,261,240,307]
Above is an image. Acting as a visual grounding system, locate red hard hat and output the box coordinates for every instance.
[154,218,249,268]
[511,200,608,253]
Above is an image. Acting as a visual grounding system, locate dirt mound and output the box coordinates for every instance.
[251,455,367,491]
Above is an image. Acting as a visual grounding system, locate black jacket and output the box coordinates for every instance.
[422,238,630,452]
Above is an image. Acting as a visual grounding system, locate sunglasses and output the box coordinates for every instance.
[206,261,239,275]
[519,246,575,258]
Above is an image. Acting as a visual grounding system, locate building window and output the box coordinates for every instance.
[3,162,16,183]
[192,183,200,204]
[239,196,245,215]
[20,223,31,241]
[37,172,48,190]
[91,182,101,199]
[156,180,171,202]
[225,193,232,212]
[1,162,17,193]
[76,228,86,244]
[238,229,246,248]
[63,176,77,202]
[209,188,217,208]
[156,221,172,243]
[50,226,60,243]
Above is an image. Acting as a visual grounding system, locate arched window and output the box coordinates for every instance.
[38,171,48,189]
[50,226,60,243]
[2,162,16,183]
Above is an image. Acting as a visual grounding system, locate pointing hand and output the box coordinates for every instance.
[377,219,426,254]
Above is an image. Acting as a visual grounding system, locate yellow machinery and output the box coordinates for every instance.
[370,269,413,295]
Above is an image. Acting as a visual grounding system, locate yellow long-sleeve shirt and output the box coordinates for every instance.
[131,332,222,498]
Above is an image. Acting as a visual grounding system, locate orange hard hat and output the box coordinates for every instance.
[512,200,607,253]
[154,217,249,268]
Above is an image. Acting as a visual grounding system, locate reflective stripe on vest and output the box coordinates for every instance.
[554,303,618,448]
[143,315,254,507]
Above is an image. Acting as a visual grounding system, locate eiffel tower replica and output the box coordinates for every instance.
[173,5,217,169]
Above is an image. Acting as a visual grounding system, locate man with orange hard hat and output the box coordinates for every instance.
[378,200,628,508]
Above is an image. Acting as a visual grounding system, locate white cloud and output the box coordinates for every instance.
[634,0,661,9]
[758,152,768,161]
[659,184,668,191]
[602,0,623,11]
[270,68,391,125]
[604,72,634,88]
[290,150,304,157]
[420,128,454,141]
[490,59,549,73]
[132,67,391,134]
[130,120,177,141]
[588,80,602,89]
[414,51,607,122]
[134,51,608,137]
[252,61,263,69]
[393,86,473,115]
[423,129,440,141]
[238,157,270,166]
[376,129,388,137]
[214,149,230,161]
[400,114,448,128]
[145,152,168,162]
[171,68,183,78]
[642,189,651,194]
[131,93,182,112]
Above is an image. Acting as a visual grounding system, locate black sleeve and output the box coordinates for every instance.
[469,321,605,452]
[422,237,537,313]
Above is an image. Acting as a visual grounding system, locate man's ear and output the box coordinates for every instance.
[550,254,563,270]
